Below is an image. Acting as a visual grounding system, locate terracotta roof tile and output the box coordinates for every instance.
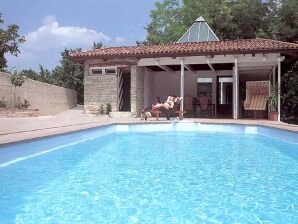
[68,39,298,59]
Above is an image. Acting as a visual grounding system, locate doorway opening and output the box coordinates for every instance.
[217,76,233,118]
[118,70,131,112]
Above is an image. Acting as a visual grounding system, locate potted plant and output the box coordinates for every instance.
[268,86,279,121]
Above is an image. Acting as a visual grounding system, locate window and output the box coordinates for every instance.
[89,67,117,76]
[197,78,212,97]
[90,68,103,75]
[105,68,116,74]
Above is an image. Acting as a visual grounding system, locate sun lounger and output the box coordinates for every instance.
[149,102,186,120]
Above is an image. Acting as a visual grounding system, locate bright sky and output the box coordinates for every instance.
[1,0,156,71]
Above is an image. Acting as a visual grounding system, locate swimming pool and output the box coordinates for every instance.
[0,123,297,223]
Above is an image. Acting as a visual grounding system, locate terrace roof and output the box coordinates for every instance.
[68,38,298,62]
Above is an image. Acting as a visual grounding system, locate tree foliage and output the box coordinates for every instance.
[10,71,25,87]
[282,61,298,124]
[276,0,298,42]
[51,49,84,103]
[0,13,25,69]
[20,49,84,104]
[229,0,268,39]
[93,42,103,49]
[145,0,298,44]
[10,71,26,107]
[146,0,186,44]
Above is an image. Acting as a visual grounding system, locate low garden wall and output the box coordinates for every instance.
[0,72,77,115]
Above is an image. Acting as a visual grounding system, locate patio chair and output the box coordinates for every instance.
[244,81,270,118]
[184,95,193,111]
[197,96,212,117]
[244,81,270,110]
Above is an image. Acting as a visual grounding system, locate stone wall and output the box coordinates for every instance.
[83,58,135,114]
[131,65,145,117]
[0,72,77,115]
[83,58,145,117]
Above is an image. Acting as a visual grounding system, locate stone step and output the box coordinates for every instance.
[109,112,131,118]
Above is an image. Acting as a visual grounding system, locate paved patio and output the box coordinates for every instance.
[0,106,297,145]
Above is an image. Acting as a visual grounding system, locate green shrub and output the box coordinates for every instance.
[22,98,31,109]
[282,61,298,124]
[106,103,112,115]
[0,96,7,108]
[268,85,278,112]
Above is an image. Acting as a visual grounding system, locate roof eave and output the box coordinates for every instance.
[67,48,298,63]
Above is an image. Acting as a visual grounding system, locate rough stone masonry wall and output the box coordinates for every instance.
[0,71,77,115]
[84,60,117,114]
[131,65,145,117]
[83,58,144,117]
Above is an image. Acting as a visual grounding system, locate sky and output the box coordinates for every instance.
[1,0,156,71]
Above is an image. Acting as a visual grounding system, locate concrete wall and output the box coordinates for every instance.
[0,72,77,115]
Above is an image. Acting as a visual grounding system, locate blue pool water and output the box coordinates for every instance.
[0,125,298,223]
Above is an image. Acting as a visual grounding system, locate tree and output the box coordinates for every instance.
[145,0,270,43]
[93,42,103,49]
[146,0,186,44]
[10,71,25,107]
[261,0,280,39]
[282,61,298,124]
[229,0,268,39]
[276,0,298,42]
[39,65,52,83]
[145,0,235,44]
[51,48,84,104]
[20,69,40,81]
[19,48,84,104]
[0,14,25,69]
[136,40,150,46]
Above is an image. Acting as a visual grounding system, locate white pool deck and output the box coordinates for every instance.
[0,107,297,145]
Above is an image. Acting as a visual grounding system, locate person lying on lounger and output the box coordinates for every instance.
[152,96,182,110]
[152,96,175,110]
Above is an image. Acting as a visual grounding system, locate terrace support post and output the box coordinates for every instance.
[220,81,224,104]
[272,65,276,96]
[233,57,239,119]
[180,59,185,111]
[277,57,281,122]
[130,66,145,117]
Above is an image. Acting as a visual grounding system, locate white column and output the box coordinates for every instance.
[233,58,238,119]
[180,59,185,111]
[220,81,223,104]
[277,57,281,122]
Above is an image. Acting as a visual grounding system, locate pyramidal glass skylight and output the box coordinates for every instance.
[178,16,219,43]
